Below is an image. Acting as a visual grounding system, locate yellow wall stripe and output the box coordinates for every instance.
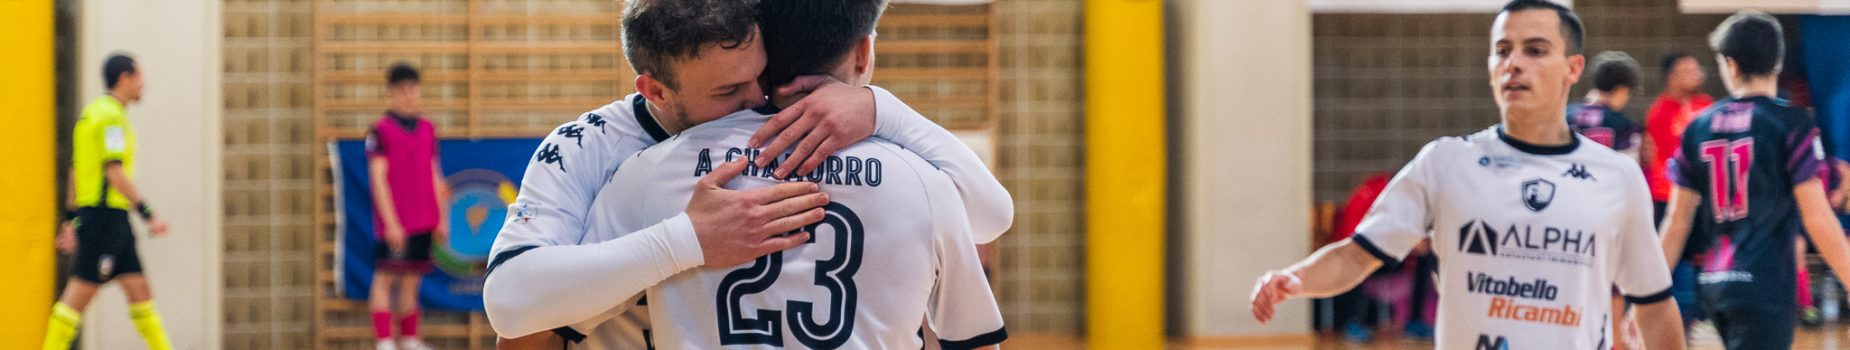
[0,0,56,347]
[1084,0,1166,347]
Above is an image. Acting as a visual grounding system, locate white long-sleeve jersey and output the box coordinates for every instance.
[591,111,1006,349]
[483,87,1013,343]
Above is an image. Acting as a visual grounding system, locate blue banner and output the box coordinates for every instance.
[330,138,542,311]
[1802,16,1850,157]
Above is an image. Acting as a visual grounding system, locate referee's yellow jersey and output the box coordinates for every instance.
[72,95,135,210]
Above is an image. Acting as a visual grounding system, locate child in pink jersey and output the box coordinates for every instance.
[366,63,448,350]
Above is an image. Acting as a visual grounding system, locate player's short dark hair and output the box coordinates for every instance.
[621,0,759,90]
[387,63,420,86]
[1588,51,1640,91]
[1498,0,1584,55]
[757,0,889,90]
[1710,10,1783,77]
[103,54,137,89]
[1660,52,1695,76]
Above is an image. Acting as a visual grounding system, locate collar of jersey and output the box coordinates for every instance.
[1496,125,1579,156]
[102,95,125,109]
[1727,95,1783,106]
[751,100,782,115]
[1570,102,1614,114]
[684,108,777,136]
[96,95,126,115]
[383,110,422,132]
[631,95,672,143]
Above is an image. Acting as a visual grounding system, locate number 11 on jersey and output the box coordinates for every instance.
[1700,139,1753,222]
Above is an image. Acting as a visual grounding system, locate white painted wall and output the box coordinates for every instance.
[79,0,222,347]
[1172,0,1314,338]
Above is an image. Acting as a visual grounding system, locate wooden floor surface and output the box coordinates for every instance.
[1008,322,1850,349]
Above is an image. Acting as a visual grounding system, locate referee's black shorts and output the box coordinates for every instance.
[72,207,144,284]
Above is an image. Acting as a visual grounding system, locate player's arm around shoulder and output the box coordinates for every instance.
[483,111,634,337]
[873,85,1015,242]
[754,76,1014,241]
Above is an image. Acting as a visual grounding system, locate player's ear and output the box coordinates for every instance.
[852,34,874,77]
[1718,55,1738,78]
[1565,53,1585,86]
[636,74,670,105]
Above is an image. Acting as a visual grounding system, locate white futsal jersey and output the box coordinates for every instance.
[586,109,1006,349]
[482,87,1016,348]
[1351,127,1673,349]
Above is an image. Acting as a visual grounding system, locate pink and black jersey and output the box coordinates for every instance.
[365,112,442,236]
[1566,103,1642,155]
[1668,96,1826,310]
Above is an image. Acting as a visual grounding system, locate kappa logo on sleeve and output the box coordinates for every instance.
[557,124,586,147]
[582,113,608,134]
[535,143,566,172]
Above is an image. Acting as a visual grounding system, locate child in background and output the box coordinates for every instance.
[367,63,449,350]
[1567,51,1644,161]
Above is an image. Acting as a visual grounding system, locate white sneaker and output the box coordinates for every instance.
[376,339,399,350]
[399,338,434,350]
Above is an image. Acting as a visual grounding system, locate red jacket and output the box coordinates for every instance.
[1334,172,1394,241]
[1645,93,1714,201]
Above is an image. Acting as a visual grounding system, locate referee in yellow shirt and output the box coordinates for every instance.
[41,54,173,350]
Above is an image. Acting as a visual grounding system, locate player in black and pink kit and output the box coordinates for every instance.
[1566,51,1643,160]
[1658,11,1850,350]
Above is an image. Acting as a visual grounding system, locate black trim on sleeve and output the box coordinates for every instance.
[631,96,671,143]
[1348,235,1402,266]
[1623,287,1674,305]
[485,245,539,277]
[550,326,587,344]
[938,327,1008,350]
[96,163,113,206]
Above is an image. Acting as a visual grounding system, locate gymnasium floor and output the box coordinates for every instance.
[1010,322,1850,349]
[1305,323,1850,349]
[1289,323,1848,350]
